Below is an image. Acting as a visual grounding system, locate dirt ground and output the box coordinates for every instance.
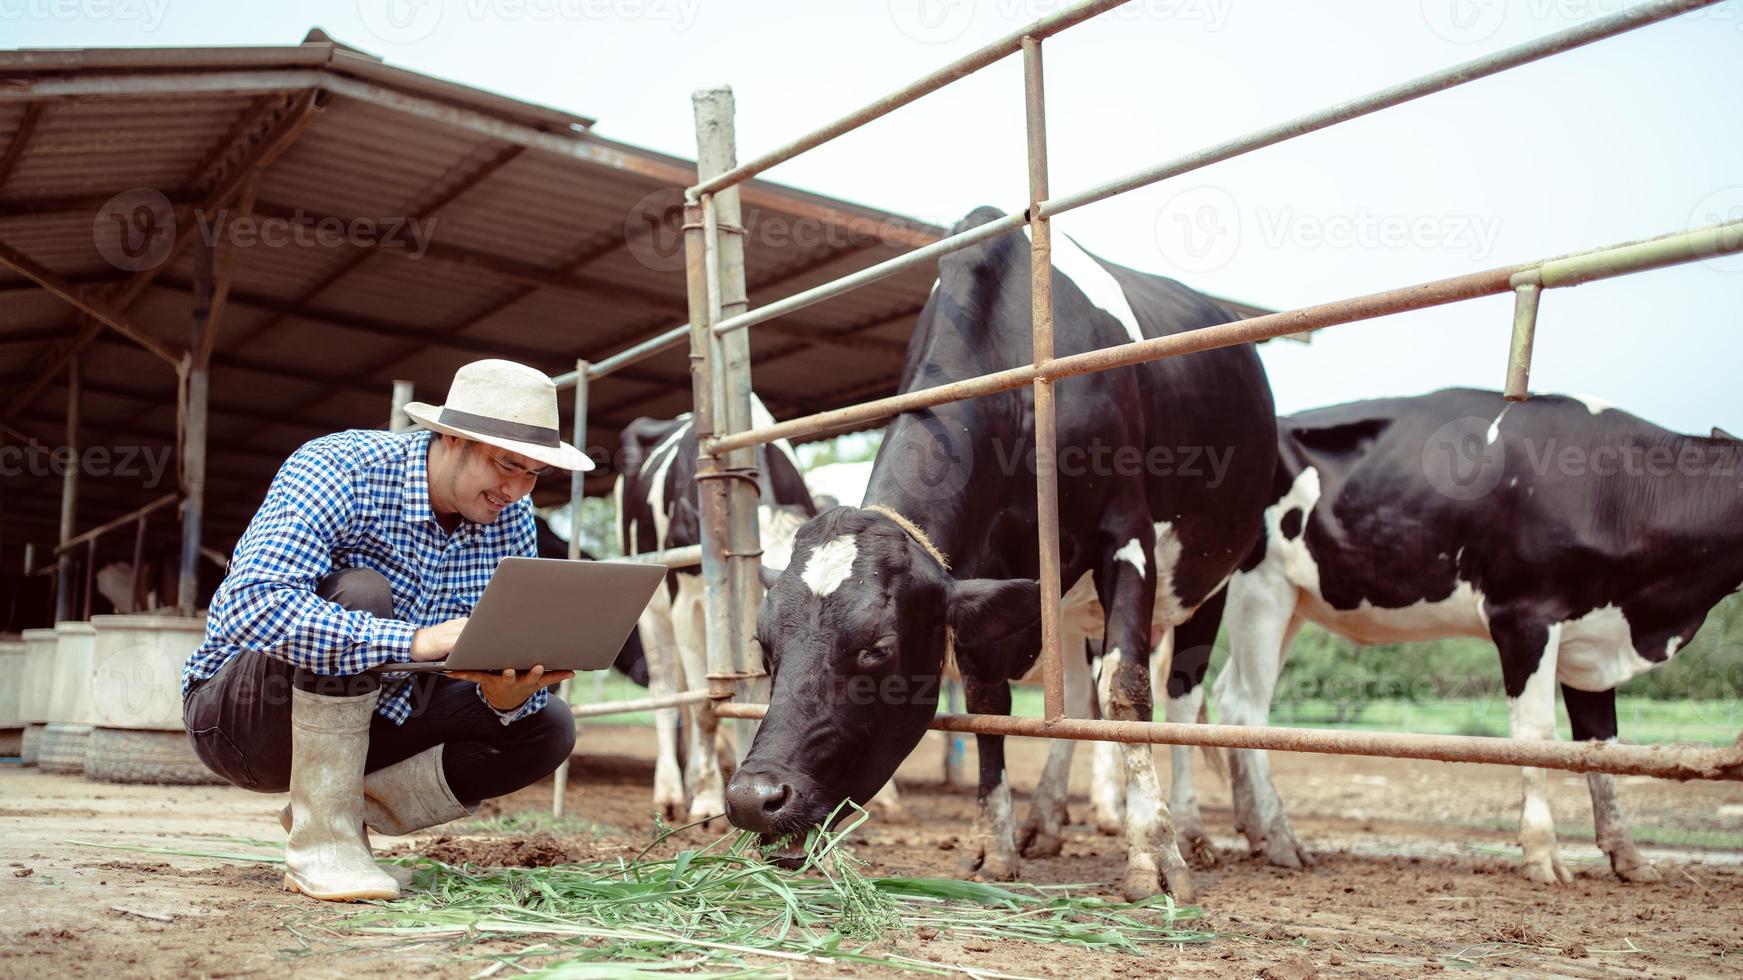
[4,725,1742,978]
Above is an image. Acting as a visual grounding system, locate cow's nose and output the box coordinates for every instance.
[725,769,794,831]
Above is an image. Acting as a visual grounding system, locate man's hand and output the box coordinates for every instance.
[410,617,468,662]
[447,665,576,712]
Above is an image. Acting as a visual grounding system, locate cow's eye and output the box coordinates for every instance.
[856,639,895,670]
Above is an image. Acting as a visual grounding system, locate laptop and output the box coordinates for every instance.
[373,556,667,674]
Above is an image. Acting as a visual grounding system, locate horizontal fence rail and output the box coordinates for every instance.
[571,688,712,719]
[704,0,1722,340]
[714,702,1743,783]
[708,219,1743,454]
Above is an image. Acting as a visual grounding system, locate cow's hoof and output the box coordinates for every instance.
[956,843,1020,881]
[1119,865,1162,903]
[1019,828,1064,859]
[1162,865,1198,906]
[871,801,911,825]
[658,799,686,824]
[1182,830,1220,869]
[1093,810,1124,836]
[1614,858,1662,884]
[1263,832,1313,870]
[1520,854,1573,885]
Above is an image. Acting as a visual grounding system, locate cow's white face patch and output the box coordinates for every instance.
[800,535,859,597]
[1486,406,1510,446]
[1115,537,1148,576]
[1023,226,1145,346]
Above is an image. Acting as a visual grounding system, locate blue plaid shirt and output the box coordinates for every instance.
[183,429,547,726]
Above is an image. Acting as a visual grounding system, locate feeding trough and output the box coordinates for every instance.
[17,628,57,766]
[39,621,96,774]
[85,614,220,785]
[0,634,22,757]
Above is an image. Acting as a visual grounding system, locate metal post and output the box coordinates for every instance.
[131,512,148,613]
[179,245,214,615]
[390,380,414,432]
[682,196,732,703]
[54,352,79,622]
[552,358,589,818]
[693,86,763,724]
[1504,273,1541,401]
[82,538,95,620]
[1023,37,1066,723]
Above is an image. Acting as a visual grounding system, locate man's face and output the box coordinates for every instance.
[444,438,550,524]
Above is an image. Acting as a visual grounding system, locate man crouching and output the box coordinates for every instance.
[181,359,588,901]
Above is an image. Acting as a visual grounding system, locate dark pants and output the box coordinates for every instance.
[183,568,577,804]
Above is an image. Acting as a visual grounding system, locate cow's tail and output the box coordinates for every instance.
[1198,697,1229,782]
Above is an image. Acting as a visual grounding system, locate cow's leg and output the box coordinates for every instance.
[957,676,1019,881]
[1164,588,1225,869]
[1095,526,1193,903]
[638,587,686,822]
[1215,565,1311,868]
[868,779,906,821]
[1562,684,1659,882]
[1086,640,1125,835]
[1497,616,1570,884]
[673,576,724,827]
[1019,624,1089,858]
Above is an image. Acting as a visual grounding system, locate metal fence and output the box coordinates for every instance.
[677,0,1743,784]
[544,0,1743,818]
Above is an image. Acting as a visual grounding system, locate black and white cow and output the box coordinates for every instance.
[1194,387,1743,883]
[616,397,820,824]
[724,207,1278,901]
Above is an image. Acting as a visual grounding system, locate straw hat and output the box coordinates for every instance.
[403,360,593,472]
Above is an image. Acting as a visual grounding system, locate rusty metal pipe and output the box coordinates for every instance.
[1038,0,1722,221]
[687,0,1134,200]
[1023,36,1066,724]
[552,324,691,391]
[711,702,1743,783]
[706,220,1743,456]
[572,688,713,719]
[711,211,1026,337]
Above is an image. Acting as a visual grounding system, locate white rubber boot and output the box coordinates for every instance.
[279,744,472,886]
[363,745,475,836]
[282,687,401,902]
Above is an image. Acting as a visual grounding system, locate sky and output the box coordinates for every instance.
[7,0,1740,435]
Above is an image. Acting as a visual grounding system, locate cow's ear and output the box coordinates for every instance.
[946,578,1040,645]
[1713,426,1739,443]
[758,564,783,590]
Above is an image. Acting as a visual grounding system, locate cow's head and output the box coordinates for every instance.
[725,506,1037,857]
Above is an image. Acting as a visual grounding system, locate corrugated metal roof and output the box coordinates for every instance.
[0,31,1284,577]
[0,31,954,570]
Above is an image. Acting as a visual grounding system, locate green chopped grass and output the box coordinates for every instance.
[337,804,1213,974]
[451,810,617,838]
